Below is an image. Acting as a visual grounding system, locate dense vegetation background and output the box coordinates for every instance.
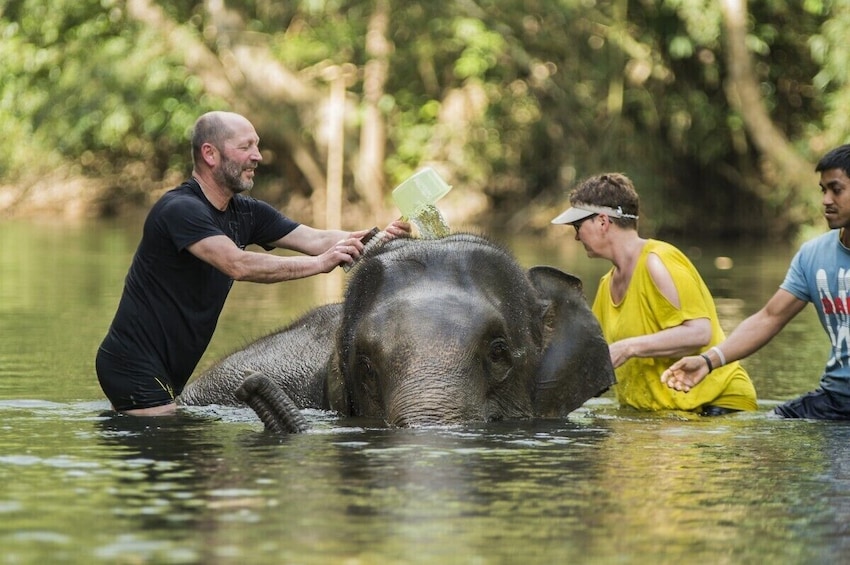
[0,0,845,241]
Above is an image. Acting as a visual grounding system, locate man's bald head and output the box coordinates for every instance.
[191,111,253,166]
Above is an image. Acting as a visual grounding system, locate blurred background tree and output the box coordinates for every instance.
[0,0,840,241]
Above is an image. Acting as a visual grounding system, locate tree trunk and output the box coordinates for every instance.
[126,0,329,202]
[357,0,392,217]
[324,67,347,230]
[720,0,815,223]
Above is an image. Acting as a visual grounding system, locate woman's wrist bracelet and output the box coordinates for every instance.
[700,353,714,373]
[710,346,726,367]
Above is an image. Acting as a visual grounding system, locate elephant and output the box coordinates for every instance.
[178,233,616,432]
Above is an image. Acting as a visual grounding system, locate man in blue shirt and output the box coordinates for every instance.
[96,111,409,416]
[662,144,850,419]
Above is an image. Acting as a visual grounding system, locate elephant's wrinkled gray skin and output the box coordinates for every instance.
[178,234,615,430]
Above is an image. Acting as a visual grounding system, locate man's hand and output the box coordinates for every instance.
[381,220,412,240]
[660,356,710,392]
[324,235,366,272]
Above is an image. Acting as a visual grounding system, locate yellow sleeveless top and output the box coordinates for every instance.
[591,240,757,412]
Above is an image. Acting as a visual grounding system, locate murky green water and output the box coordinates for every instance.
[1,219,844,564]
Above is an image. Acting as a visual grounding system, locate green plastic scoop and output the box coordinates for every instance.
[391,167,452,238]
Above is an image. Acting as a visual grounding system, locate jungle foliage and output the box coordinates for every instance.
[0,0,843,239]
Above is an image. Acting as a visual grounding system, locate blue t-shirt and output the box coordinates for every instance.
[780,229,850,396]
[99,178,299,393]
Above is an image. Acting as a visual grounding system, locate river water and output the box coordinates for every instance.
[1,218,846,564]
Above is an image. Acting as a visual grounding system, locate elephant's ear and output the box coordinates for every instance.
[528,266,616,417]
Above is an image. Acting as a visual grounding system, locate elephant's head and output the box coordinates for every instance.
[326,234,614,427]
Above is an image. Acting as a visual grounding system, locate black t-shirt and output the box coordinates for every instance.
[99,179,298,393]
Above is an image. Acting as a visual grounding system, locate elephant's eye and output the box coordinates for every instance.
[357,354,374,376]
[356,354,378,396]
[357,355,372,371]
[488,338,512,365]
[486,338,514,384]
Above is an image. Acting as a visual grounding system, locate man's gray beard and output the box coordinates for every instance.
[231,180,253,194]
[217,161,253,194]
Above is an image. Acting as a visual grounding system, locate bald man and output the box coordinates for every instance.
[96,111,409,415]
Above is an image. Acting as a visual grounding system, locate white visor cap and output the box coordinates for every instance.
[551,203,638,224]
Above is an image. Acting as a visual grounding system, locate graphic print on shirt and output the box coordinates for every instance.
[227,203,254,251]
[817,267,850,368]
[228,220,245,249]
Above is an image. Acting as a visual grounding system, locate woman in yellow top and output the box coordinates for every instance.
[551,173,757,414]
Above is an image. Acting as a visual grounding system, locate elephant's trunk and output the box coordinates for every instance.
[235,372,309,434]
[385,373,479,427]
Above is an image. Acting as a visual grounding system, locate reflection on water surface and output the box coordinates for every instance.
[0,220,845,564]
